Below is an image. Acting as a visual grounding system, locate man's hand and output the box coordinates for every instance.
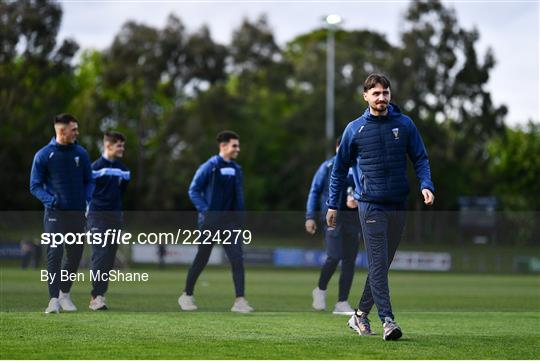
[305,219,317,235]
[326,209,337,228]
[346,195,358,209]
[422,189,435,206]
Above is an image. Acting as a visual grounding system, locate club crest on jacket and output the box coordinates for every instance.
[392,128,399,140]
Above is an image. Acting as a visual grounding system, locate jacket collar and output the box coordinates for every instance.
[217,154,233,164]
[101,155,115,164]
[363,103,402,122]
[49,137,77,149]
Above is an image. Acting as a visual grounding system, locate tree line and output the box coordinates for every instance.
[1,0,538,212]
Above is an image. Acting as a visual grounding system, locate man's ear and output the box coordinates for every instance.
[362,92,368,102]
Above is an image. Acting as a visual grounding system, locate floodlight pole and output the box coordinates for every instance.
[325,15,340,158]
[326,27,335,158]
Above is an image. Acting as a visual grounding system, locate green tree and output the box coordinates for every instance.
[77,15,229,209]
[0,0,79,210]
[486,122,540,245]
[1,1,520,218]
[393,0,508,208]
[488,122,540,210]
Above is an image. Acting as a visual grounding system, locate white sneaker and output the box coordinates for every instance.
[231,297,254,313]
[58,291,77,311]
[312,287,326,311]
[89,295,108,311]
[348,310,375,336]
[382,316,403,341]
[178,292,198,311]
[333,301,355,315]
[44,298,60,314]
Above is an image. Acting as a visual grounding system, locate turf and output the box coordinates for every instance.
[1,267,539,359]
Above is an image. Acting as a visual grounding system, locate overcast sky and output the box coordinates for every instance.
[58,1,539,127]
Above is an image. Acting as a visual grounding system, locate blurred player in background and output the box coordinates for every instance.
[327,74,435,340]
[87,131,130,310]
[305,136,361,314]
[30,113,93,313]
[179,131,253,313]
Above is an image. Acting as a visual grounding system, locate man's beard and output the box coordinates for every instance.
[371,103,388,111]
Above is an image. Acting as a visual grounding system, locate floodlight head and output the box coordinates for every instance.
[325,14,342,25]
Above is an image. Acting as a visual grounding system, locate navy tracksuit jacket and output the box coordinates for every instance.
[30,138,93,211]
[306,156,360,259]
[306,156,353,221]
[188,155,244,228]
[88,156,130,214]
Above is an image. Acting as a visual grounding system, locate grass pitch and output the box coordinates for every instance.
[1,267,539,359]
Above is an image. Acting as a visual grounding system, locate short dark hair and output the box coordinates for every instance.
[216,130,239,144]
[336,135,342,147]
[363,73,391,92]
[54,113,78,125]
[103,131,125,144]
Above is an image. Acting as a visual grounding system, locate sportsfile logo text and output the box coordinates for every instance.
[40,229,253,248]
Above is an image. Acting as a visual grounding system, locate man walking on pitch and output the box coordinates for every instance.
[306,136,361,314]
[179,131,253,313]
[87,131,130,310]
[30,113,93,313]
[326,74,435,340]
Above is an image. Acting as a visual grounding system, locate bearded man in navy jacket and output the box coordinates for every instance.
[178,131,254,313]
[327,74,435,340]
[30,113,93,314]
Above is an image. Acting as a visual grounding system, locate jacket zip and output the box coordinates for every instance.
[378,120,391,192]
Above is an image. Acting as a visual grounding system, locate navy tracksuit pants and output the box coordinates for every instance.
[318,210,361,302]
[44,210,85,299]
[357,201,406,322]
[184,223,245,297]
[87,214,121,297]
